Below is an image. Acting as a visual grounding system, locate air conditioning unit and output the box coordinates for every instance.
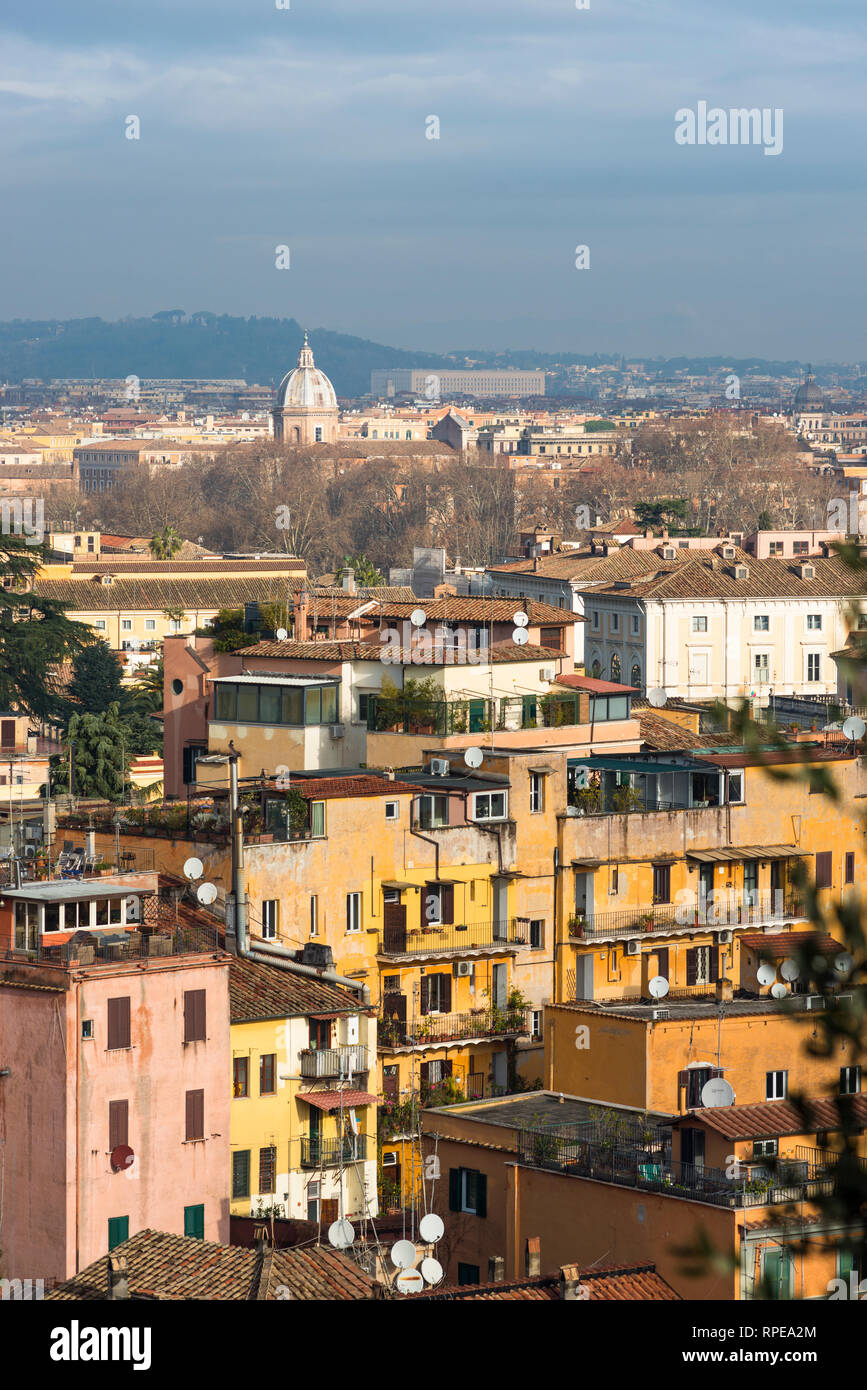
[805,995,825,1011]
[716,930,732,944]
[540,666,556,682]
[329,724,346,740]
[625,939,641,956]
[651,1007,670,1021]
[454,961,474,978]
[430,758,450,777]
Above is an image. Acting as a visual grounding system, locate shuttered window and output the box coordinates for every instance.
[108,1216,129,1251]
[259,1145,277,1194]
[107,996,131,1050]
[232,1150,250,1198]
[109,1099,129,1150]
[185,1089,204,1141]
[260,1054,276,1094]
[815,852,832,889]
[184,1204,205,1240]
[184,990,207,1043]
[448,1166,487,1216]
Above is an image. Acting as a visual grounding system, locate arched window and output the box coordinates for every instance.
[610,652,622,683]
[590,659,602,679]
[631,663,642,689]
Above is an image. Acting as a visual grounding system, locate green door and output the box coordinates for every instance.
[108,1215,129,1251]
[522,695,537,728]
[468,699,486,733]
[763,1248,794,1299]
[184,1203,205,1240]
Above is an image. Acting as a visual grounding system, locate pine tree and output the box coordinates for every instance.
[68,642,124,714]
[0,534,91,720]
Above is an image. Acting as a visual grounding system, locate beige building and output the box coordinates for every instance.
[271,334,339,445]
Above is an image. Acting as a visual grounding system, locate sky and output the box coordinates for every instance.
[1,0,865,358]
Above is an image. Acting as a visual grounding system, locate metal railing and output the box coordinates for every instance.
[300,1135,368,1169]
[368,691,583,737]
[379,917,529,956]
[566,893,806,941]
[300,1046,368,1078]
[3,921,223,968]
[379,1006,529,1047]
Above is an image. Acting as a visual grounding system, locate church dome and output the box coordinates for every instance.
[794,365,825,409]
[276,332,337,410]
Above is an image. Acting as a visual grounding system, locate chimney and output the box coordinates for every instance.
[644,528,652,539]
[559,1264,586,1300]
[341,568,357,594]
[293,590,310,642]
[533,556,540,571]
[525,1236,541,1278]
[108,1255,130,1301]
[715,976,733,1003]
[488,1256,505,1283]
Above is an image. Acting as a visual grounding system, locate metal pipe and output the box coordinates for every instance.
[245,943,370,1001]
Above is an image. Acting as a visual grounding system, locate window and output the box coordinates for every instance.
[841,1066,862,1095]
[686,1068,712,1109]
[610,652,622,682]
[845,852,855,885]
[472,791,507,821]
[310,800,326,837]
[385,800,400,821]
[310,896,318,936]
[107,996,131,1051]
[692,616,707,632]
[766,1070,788,1100]
[540,626,563,650]
[610,612,620,632]
[631,615,640,635]
[768,541,783,556]
[259,1145,277,1194]
[530,1009,542,1038]
[424,882,454,925]
[530,920,543,949]
[260,1054,276,1094]
[762,1248,794,1300]
[754,653,769,682]
[232,1150,250,1199]
[793,541,809,555]
[652,864,671,904]
[358,692,371,723]
[420,972,452,1015]
[184,1204,205,1240]
[458,1263,480,1285]
[529,772,544,814]
[183,989,206,1043]
[807,614,822,630]
[121,619,132,632]
[185,1089,204,1141]
[108,1216,129,1251]
[109,1099,129,1151]
[346,892,362,933]
[815,852,832,889]
[94,619,107,631]
[82,1019,93,1040]
[591,611,600,630]
[262,900,278,940]
[686,946,717,988]
[753,1139,778,1158]
[807,653,821,682]
[449,1167,487,1216]
[233,1056,249,1098]
[144,618,156,631]
[754,615,770,632]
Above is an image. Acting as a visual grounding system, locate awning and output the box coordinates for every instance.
[300,1090,379,1111]
[528,765,558,775]
[571,859,601,869]
[686,845,801,864]
[381,880,417,891]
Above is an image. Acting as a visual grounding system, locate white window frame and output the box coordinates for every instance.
[94,619,107,631]
[144,618,156,632]
[346,892,362,933]
[692,615,708,633]
[262,899,278,940]
[807,614,822,631]
[529,772,543,814]
[530,1009,542,1038]
[807,652,821,683]
[120,619,132,632]
[753,615,770,632]
[841,1065,861,1096]
[472,791,508,822]
[766,1070,788,1100]
[385,800,400,821]
[309,895,318,936]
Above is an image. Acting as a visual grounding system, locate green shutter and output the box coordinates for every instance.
[449,1167,461,1212]
[108,1215,129,1251]
[476,1171,487,1218]
[184,1203,205,1240]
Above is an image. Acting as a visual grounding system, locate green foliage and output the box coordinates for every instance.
[373,675,443,731]
[62,702,129,800]
[150,525,183,559]
[0,535,91,721]
[611,784,644,813]
[341,554,385,587]
[125,660,164,718]
[199,608,258,654]
[633,498,688,530]
[69,642,124,714]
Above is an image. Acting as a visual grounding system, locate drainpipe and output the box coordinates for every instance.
[247,939,370,1001]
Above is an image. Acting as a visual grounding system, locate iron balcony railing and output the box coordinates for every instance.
[566,893,806,941]
[4,921,223,968]
[517,1134,846,1209]
[379,1006,529,1048]
[367,691,583,738]
[300,1135,368,1169]
[299,1045,368,1079]
[379,917,529,956]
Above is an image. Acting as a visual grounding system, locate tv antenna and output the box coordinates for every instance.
[410,608,427,628]
[196,881,218,906]
[183,856,204,881]
[512,627,529,646]
[512,610,529,628]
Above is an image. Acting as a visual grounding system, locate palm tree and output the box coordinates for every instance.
[150,525,183,560]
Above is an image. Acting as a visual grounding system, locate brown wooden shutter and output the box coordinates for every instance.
[185,1089,204,1141]
[815,852,832,889]
[321,1198,339,1225]
[441,883,454,924]
[383,992,407,1023]
[419,975,430,1016]
[440,972,452,1013]
[107,996,131,1050]
[686,949,697,986]
[657,947,669,979]
[709,947,719,983]
[420,1062,430,1088]
[184,989,206,1043]
[109,1099,128,1150]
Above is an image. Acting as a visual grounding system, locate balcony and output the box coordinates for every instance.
[300,1135,368,1168]
[300,1045,368,1079]
[379,917,529,957]
[379,1006,529,1048]
[566,892,806,942]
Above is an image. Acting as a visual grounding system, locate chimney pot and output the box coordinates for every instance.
[488,1256,505,1283]
[108,1254,130,1301]
[525,1237,541,1278]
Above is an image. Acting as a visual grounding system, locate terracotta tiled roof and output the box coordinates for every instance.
[46,1229,379,1300]
[594,553,861,601]
[299,1089,379,1111]
[283,774,421,800]
[69,558,304,575]
[420,1261,679,1301]
[638,711,731,751]
[371,597,575,624]
[555,673,637,694]
[673,1094,867,1141]
[33,578,302,608]
[488,548,688,581]
[228,954,361,1025]
[738,931,842,959]
[239,639,566,665]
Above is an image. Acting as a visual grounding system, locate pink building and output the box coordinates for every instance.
[0,882,230,1283]
[162,634,243,799]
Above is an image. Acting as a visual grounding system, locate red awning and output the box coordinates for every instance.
[300,1090,379,1112]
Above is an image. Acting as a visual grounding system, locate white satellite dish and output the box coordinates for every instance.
[513,610,529,628]
[756,962,776,987]
[328,1219,355,1250]
[512,627,529,645]
[780,957,800,982]
[647,687,668,708]
[701,1076,735,1108]
[421,1257,444,1286]
[843,716,866,741]
[391,1239,418,1270]
[196,881,218,906]
[771,982,788,1000]
[418,1212,444,1243]
[395,1268,425,1295]
[463,746,484,769]
[835,953,854,975]
[183,856,204,882]
[276,627,288,641]
[410,608,427,628]
[648,975,670,1000]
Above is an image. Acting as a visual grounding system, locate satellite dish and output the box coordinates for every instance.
[124,895,141,923]
[276,627,288,641]
[647,687,668,708]
[700,1077,735,1108]
[648,975,669,1000]
[835,953,854,975]
[780,957,800,982]
[196,881,218,905]
[183,856,204,882]
[771,982,788,1000]
[463,747,484,769]
[512,627,529,645]
[328,1219,355,1250]
[110,1144,135,1173]
[756,962,776,986]
[513,610,529,628]
[421,1257,444,1286]
[410,608,427,628]
[573,765,590,790]
[843,716,866,741]
[395,1268,425,1295]
[391,1239,418,1270]
[418,1212,444,1243]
